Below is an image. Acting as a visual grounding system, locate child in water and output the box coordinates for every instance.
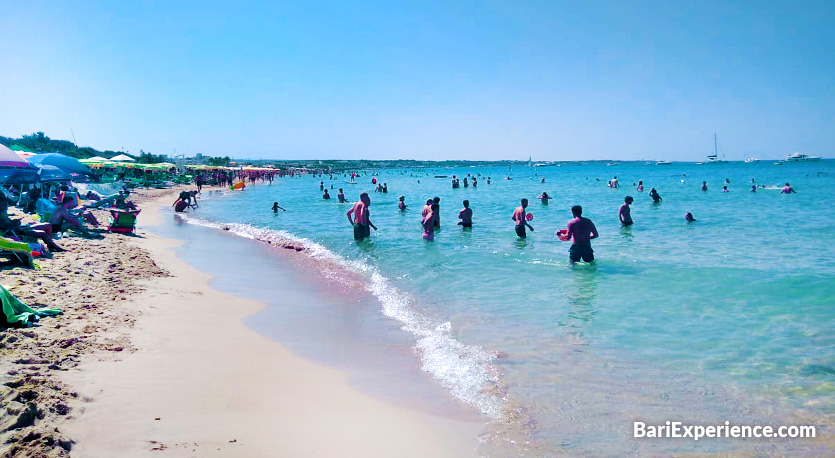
[272,202,286,212]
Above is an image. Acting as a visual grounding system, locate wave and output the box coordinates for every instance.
[181,216,508,420]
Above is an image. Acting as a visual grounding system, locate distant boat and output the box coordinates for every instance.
[655,160,672,165]
[606,162,619,166]
[784,152,821,162]
[702,134,728,163]
[774,161,784,165]
[744,157,760,163]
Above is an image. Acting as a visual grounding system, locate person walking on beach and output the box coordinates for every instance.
[347,192,377,241]
[272,202,286,212]
[619,196,633,226]
[562,205,598,264]
[511,198,534,238]
[458,200,472,228]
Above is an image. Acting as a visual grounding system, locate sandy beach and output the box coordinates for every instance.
[1,187,482,457]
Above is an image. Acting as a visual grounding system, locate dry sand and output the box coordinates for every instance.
[1,186,482,457]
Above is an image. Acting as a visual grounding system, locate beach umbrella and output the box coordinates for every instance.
[0,167,40,185]
[82,156,109,162]
[14,151,37,161]
[27,153,94,178]
[0,144,33,167]
[109,154,136,162]
[35,164,72,182]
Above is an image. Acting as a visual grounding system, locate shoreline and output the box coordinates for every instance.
[54,188,483,457]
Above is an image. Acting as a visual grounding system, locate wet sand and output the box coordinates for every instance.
[1,186,481,457]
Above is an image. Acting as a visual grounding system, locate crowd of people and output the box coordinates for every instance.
[307,171,800,265]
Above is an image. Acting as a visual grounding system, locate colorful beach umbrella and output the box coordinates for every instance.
[26,153,94,178]
[0,144,33,167]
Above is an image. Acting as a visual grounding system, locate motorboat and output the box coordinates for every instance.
[784,152,821,162]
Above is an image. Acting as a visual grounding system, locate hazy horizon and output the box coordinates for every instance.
[2,1,833,161]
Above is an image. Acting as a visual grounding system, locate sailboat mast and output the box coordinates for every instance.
[714,133,718,156]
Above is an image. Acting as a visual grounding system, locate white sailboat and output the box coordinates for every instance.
[701,134,728,164]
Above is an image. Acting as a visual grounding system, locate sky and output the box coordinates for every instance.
[1,0,833,161]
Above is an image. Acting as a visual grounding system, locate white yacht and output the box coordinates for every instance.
[655,160,672,165]
[784,152,821,162]
[744,157,760,163]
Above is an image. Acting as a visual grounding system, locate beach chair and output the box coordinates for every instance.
[0,236,34,268]
[107,209,141,233]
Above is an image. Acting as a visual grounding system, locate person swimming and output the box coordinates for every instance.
[458,200,473,228]
[781,182,797,194]
[619,196,634,226]
[723,185,729,192]
[511,198,534,238]
[272,202,286,212]
[750,185,757,192]
[685,212,696,222]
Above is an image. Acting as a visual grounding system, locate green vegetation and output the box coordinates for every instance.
[0,132,124,159]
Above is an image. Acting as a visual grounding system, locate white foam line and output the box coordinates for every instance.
[181,215,506,419]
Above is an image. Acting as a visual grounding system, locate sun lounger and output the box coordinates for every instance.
[0,236,34,268]
[108,209,141,233]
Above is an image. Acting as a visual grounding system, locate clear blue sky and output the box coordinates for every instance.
[1,0,833,161]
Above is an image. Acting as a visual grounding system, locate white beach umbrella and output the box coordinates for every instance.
[109,154,136,162]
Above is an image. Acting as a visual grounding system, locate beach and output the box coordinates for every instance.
[1,186,482,458]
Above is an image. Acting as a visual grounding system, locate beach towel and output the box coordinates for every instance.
[0,284,61,326]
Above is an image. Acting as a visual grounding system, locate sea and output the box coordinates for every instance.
[152,160,834,456]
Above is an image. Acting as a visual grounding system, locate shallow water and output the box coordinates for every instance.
[177,161,834,456]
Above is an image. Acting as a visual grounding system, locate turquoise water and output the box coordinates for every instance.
[184,161,834,456]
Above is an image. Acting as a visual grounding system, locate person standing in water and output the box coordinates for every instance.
[337,188,346,203]
[649,188,662,203]
[750,185,757,192]
[637,180,643,192]
[347,192,377,241]
[619,196,633,226]
[422,203,437,241]
[433,196,441,228]
[701,181,708,191]
[563,205,598,264]
[511,198,534,238]
[323,189,331,199]
[539,191,552,204]
[398,195,407,211]
[271,202,286,212]
[458,200,473,228]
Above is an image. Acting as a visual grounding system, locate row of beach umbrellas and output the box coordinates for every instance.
[0,143,104,185]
